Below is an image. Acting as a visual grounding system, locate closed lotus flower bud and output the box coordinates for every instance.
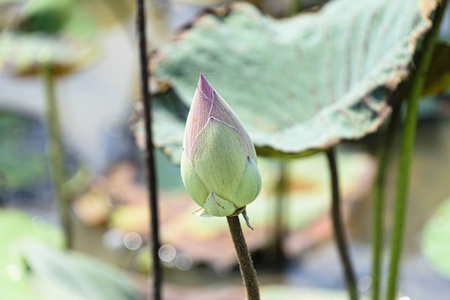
[181,74,262,218]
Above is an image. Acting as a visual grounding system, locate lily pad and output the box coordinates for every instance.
[148,0,437,163]
[422,197,450,280]
[17,242,140,300]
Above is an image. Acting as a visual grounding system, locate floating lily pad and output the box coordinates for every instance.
[148,0,437,163]
[422,197,450,280]
[17,242,140,300]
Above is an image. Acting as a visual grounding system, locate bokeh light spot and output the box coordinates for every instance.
[357,275,372,292]
[175,253,193,271]
[6,264,22,282]
[123,232,142,250]
[158,244,176,262]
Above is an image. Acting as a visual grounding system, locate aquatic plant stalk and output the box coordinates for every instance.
[326,148,358,300]
[41,64,72,249]
[227,216,260,300]
[385,1,448,299]
[272,161,287,269]
[135,0,162,299]
[287,0,302,15]
[371,95,402,300]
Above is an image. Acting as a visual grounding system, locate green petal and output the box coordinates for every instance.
[192,117,248,199]
[203,193,237,217]
[180,150,209,207]
[230,157,261,208]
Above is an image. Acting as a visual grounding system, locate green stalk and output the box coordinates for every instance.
[371,96,402,300]
[227,216,261,300]
[385,2,448,299]
[287,0,302,15]
[326,148,358,300]
[272,161,287,269]
[41,63,72,249]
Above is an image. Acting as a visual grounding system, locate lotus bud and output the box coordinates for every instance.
[181,74,262,218]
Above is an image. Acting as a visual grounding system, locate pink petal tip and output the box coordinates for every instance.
[198,74,214,100]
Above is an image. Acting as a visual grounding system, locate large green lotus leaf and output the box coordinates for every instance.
[16,0,74,33]
[134,91,188,165]
[422,197,450,280]
[260,285,369,300]
[17,242,140,300]
[0,34,95,74]
[423,41,450,95]
[149,0,436,163]
[14,0,95,37]
[0,209,62,300]
[0,0,97,74]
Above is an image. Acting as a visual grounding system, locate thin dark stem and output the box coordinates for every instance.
[326,148,358,300]
[135,0,162,299]
[385,1,448,299]
[227,216,260,300]
[371,95,402,300]
[41,64,72,249]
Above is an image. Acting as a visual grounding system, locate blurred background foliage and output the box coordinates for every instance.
[0,0,450,299]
